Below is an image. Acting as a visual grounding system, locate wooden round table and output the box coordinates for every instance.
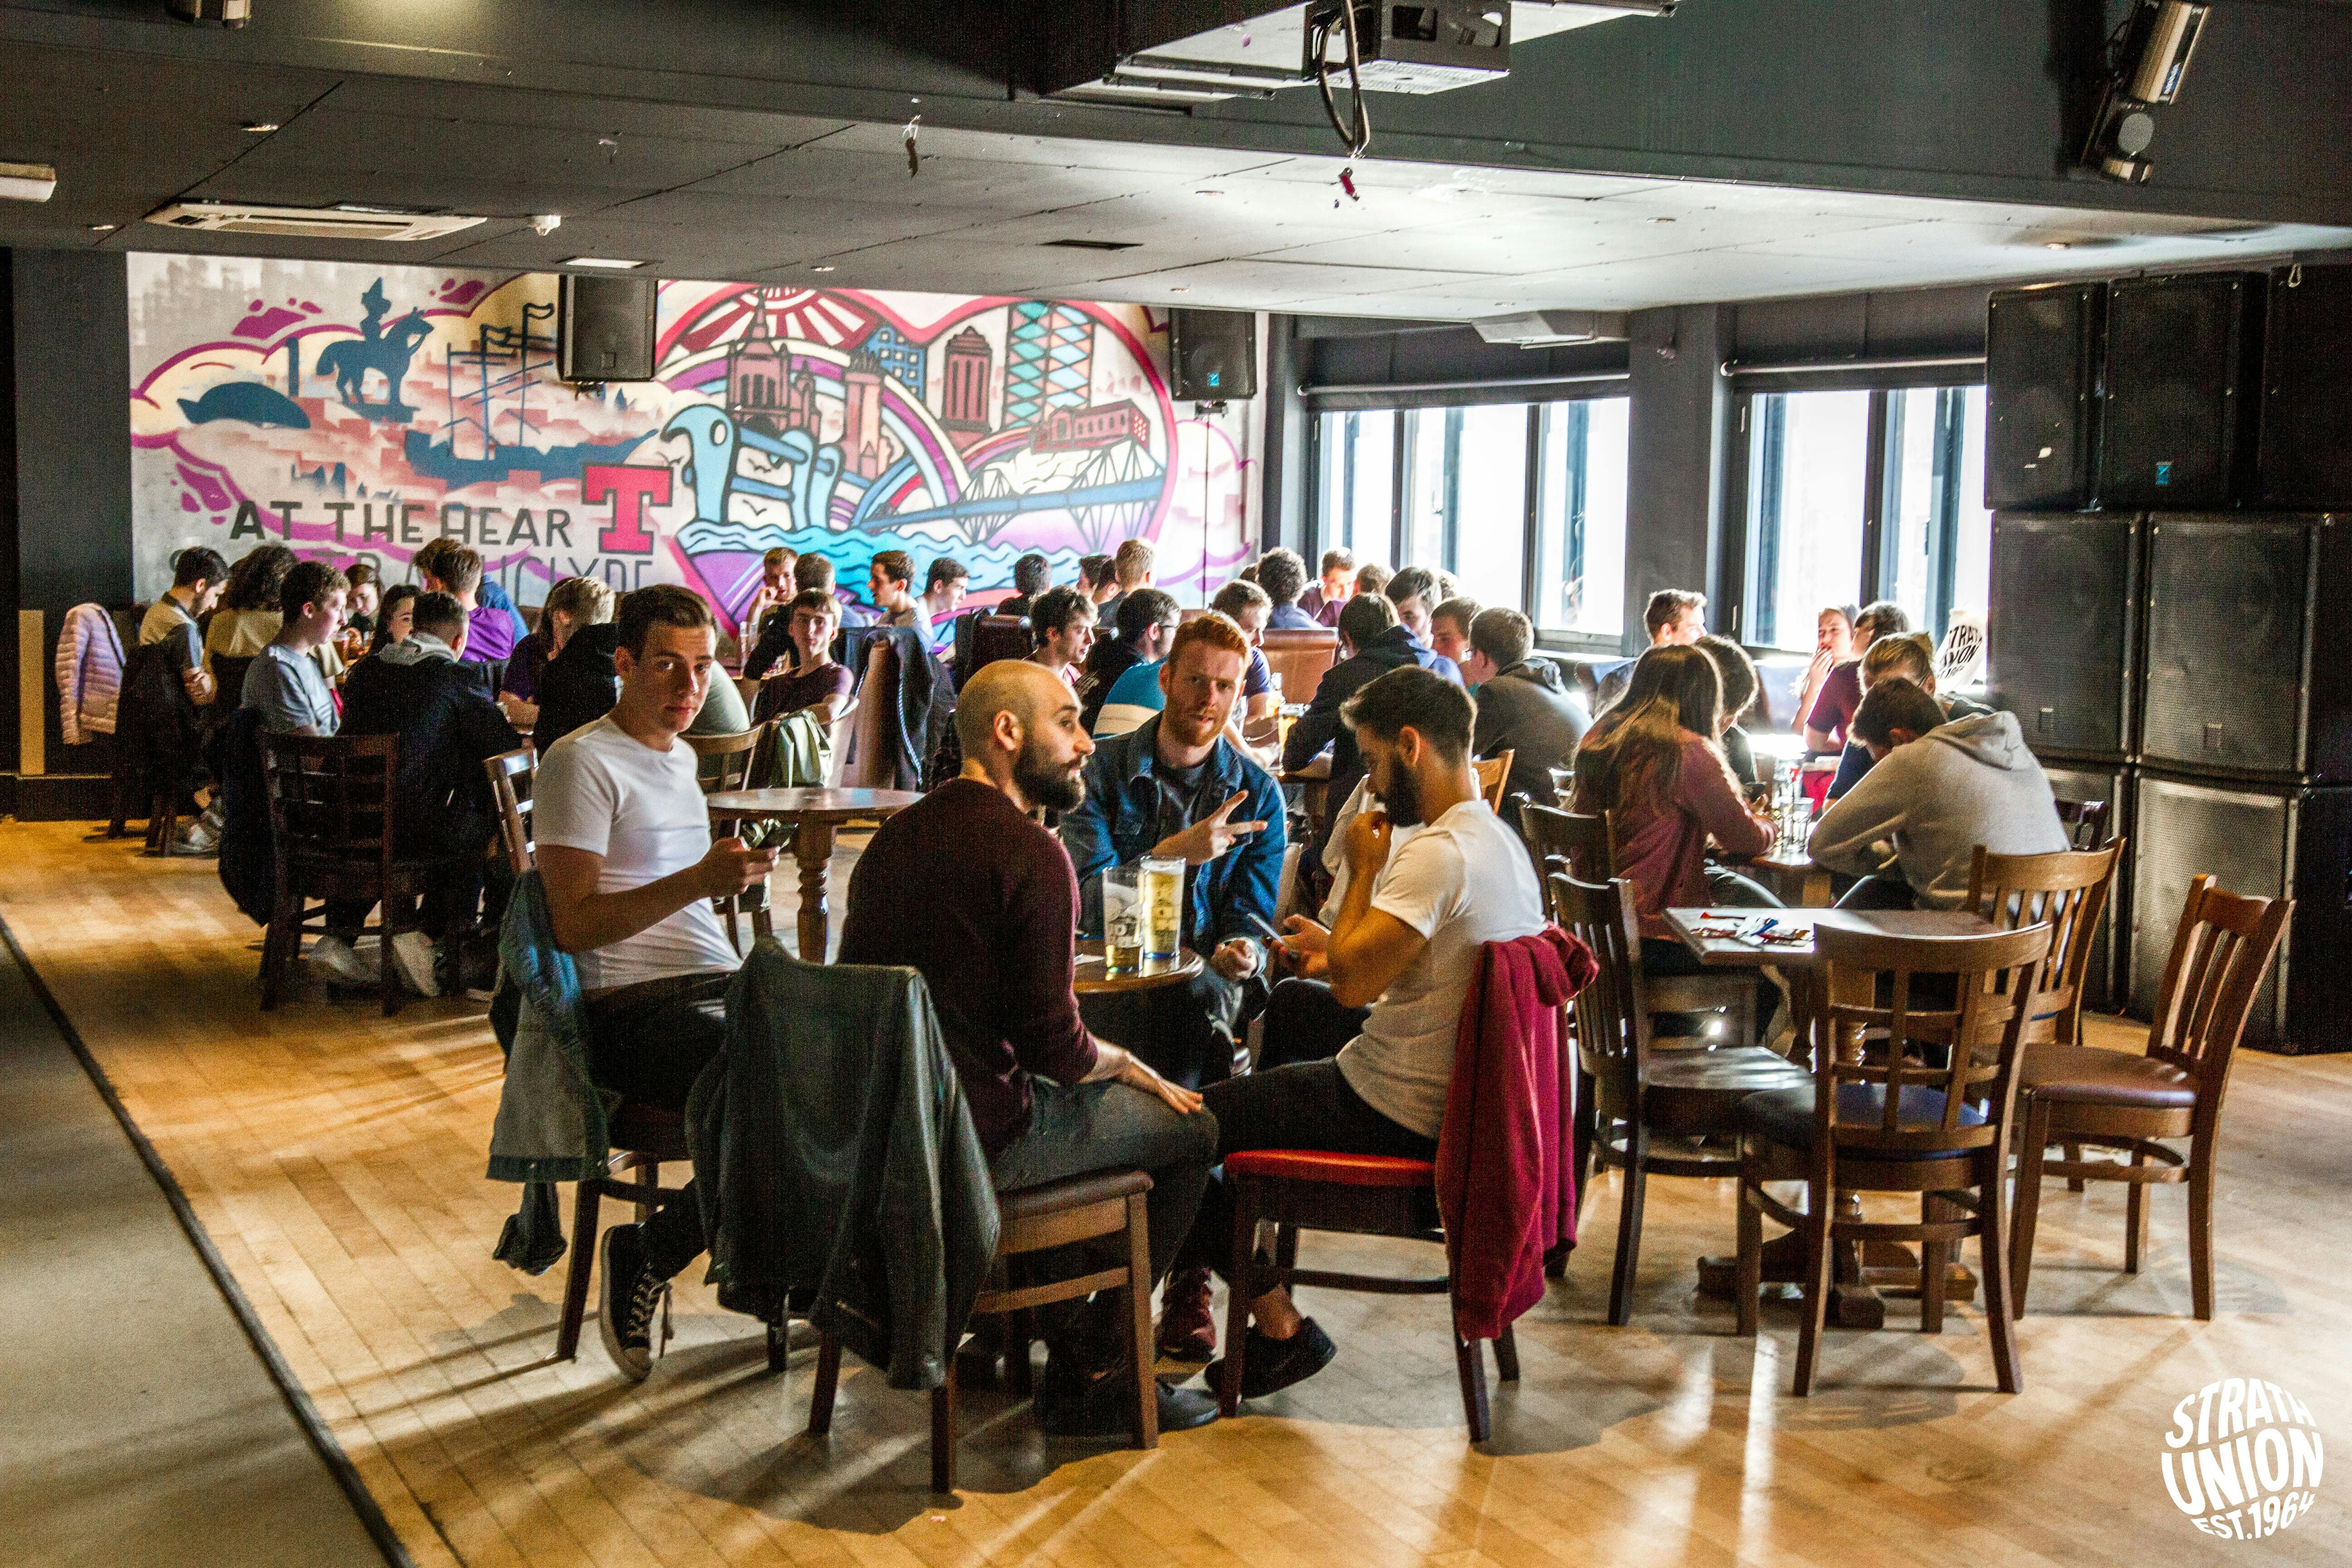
[706,787,924,962]
[1073,940,1204,995]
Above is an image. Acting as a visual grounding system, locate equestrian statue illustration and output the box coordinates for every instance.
[314,279,433,420]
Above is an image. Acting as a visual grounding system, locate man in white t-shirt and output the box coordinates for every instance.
[533,584,777,1380]
[1170,666,1545,1401]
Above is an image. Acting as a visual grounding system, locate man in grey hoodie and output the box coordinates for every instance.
[1459,607,1590,814]
[1809,677,2069,910]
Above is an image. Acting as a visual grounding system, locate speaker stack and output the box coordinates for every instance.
[1987,263,2352,1052]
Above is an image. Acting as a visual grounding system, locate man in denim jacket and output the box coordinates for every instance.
[1060,612,1286,1363]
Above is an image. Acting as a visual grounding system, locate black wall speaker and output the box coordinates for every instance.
[2258,263,2352,509]
[2139,514,2352,781]
[2130,771,2350,1054]
[2101,271,2263,510]
[1989,511,2141,758]
[1986,281,2105,511]
[558,274,657,382]
[1169,309,1257,402]
[2042,760,2133,1013]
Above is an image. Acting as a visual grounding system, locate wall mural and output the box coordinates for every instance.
[127,257,1259,632]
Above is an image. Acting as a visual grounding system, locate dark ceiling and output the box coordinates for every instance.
[3,0,2350,315]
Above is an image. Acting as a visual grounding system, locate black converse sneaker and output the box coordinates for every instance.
[598,1223,669,1382]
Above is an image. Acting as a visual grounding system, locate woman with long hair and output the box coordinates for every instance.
[1571,644,1777,997]
[367,583,420,657]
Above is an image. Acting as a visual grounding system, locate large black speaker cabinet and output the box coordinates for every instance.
[2130,771,2352,1053]
[1989,511,2140,757]
[1986,281,2104,511]
[2258,263,2352,509]
[1169,309,1257,402]
[2101,271,2263,510]
[2140,514,2352,782]
[558,274,657,382]
[2043,760,2133,1013]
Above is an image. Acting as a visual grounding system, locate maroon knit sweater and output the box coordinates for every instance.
[838,777,1098,1156]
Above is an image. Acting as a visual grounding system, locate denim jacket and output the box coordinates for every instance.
[1060,715,1287,951]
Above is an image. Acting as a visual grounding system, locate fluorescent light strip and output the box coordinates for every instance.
[562,256,646,269]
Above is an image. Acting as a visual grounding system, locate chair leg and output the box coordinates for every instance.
[1218,1179,1257,1417]
[634,1158,659,1226]
[1452,1333,1491,1443]
[2123,1148,2149,1274]
[1792,1177,1834,1397]
[1735,1162,1763,1339]
[259,891,301,1011]
[2064,1142,2086,1194]
[1570,1068,1597,1226]
[379,899,406,1018]
[1493,1324,1520,1383]
[929,1364,957,1494]
[1976,1152,2024,1395]
[554,1181,603,1362]
[2188,1144,2217,1322]
[807,1333,842,1435]
[766,1321,789,1374]
[2009,1101,2052,1316]
[1123,1192,1159,1452]
[1920,1193,1949,1335]
[1607,1119,1649,1328]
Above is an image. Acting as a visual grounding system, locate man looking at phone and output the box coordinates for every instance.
[1167,666,1546,1399]
[534,585,779,1381]
[1059,613,1287,1365]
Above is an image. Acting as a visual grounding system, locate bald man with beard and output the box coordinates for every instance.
[838,660,1222,1437]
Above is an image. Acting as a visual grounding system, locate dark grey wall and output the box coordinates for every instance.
[1624,306,1733,655]
[5,248,136,775]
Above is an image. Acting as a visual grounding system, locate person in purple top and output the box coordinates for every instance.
[437,546,517,680]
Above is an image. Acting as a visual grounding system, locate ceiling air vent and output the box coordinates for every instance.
[143,201,488,242]
[1043,238,1141,251]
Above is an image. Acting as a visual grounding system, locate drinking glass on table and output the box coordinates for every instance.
[1141,855,1184,963]
[1103,866,1144,975]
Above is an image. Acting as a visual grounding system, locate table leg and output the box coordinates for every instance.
[794,821,836,963]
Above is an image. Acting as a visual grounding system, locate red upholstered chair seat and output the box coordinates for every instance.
[1222,1149,1435,1187]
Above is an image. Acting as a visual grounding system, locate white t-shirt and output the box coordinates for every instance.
[532,716,742,993]
[1336,799,1548,1140]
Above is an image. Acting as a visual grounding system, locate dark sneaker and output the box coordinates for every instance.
[1154,1267,1217,1364]
[457,936,499,1002]
[1206,1317,1336,1401]
[1038,1371,1220,1437]
[598,1223,669,1382]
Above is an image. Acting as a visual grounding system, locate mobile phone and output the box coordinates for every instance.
[1242,911,1285,950]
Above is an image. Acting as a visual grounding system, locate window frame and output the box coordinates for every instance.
[1720,372,1989,654]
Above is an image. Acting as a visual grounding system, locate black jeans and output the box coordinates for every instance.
[583,971,733,1280]
[1643,936,1782,1039]
[1080,966,1251,1091]
[1172,979,1436,1284]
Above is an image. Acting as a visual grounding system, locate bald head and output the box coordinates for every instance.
[956,659,1093,813]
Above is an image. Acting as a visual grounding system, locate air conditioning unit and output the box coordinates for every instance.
[142,201,488,242]
[1473,309,1629,346]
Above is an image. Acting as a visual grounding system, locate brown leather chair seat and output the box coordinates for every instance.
[2017,1043,2196,1109]
[995,1167,1152,1220]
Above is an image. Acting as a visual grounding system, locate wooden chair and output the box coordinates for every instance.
[1260,628,1340,704]
[1733,920,2053,1395]
[1963,842,2124,1050]
[2052,796,2114,850]
[259,732,470,1016]
[1549,871,1811,1325]
[688,721,777,951]
[483,747,536,876]
[1473,750,1513,812]
[208,652,256,713]
[810,1170,1157,1494]
[966,614,1033,672]
[840,638,902,789]
[1547,764,1574,806]
[554,1102,700,1365]
[1520,801,1761,1049]
[2009,875,2290,1320]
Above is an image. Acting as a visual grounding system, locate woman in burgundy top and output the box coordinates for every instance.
[1569,646,1777,1014]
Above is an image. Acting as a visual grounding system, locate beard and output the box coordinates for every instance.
[1376,760,1426,828]
[1014,740,1087,814]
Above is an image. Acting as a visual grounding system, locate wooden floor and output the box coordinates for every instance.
[4,817,2347,1568]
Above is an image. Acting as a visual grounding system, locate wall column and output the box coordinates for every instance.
[1622,304,1731,654]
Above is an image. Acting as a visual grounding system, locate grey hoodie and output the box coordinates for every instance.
[1808,710,2071,909]
[378,631,460,668]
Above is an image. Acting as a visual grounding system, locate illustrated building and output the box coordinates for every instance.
[843,348,888,480]
[1030,399,1150,452]
[1003,302,1092,430]
[862,323,926,392]
[939,326,994,449]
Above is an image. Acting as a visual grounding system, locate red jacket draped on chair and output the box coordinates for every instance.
[1437,926,1597,1340]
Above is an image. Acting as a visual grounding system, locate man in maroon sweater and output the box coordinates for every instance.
[838,658,1221,1436]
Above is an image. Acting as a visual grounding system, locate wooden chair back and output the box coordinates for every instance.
[1260,628,1339,702]
[1474,750,1514,812]
[2052,795,2114,849]
[1964,840,2125,1044]
[1520,802,1616,882]
[686,720,773,794]
[842,637,900,789]
[968,614,1033,671]
[1548,764,1574,806]
[483,747,536,875]
[2142,874,2292,1107]
[209,652,256,709]
[1810,922,2053,1161]
[1546,871,1650,1121]
[261,731,397,873]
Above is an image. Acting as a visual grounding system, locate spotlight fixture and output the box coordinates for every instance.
[529,214,562,236]
[810,264,837,273]
[0,161,58,202]
[240,121,279,134]
[2079,0,2210,184]
[166,0,250,25]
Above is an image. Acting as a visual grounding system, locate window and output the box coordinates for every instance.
[1739,384,1990,652]
[1315,410,1392,558]
[1532,397,1629,638]
[1401,405,1527,611]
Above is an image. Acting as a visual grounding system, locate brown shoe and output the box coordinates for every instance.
[1154,1267,1217,1363]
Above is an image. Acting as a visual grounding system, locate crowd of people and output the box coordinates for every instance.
[94,528,2044,1438]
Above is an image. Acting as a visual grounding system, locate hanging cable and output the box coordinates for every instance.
[1309,1,1371,198]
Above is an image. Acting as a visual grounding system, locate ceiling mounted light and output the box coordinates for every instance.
[166,0,250,25]
[240,121,279,134]
[563,257,645,270]
[0,161,59,203]
[2045,240,2073,251]
[89,223,117,232]
[2079,1,2210,184]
